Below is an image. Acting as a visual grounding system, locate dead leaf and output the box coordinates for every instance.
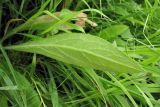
[35,11,97,28]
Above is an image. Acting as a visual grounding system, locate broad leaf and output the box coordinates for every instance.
[99,25,129,41]
[5,33,144,73]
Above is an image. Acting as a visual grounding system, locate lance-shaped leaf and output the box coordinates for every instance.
[5,33,144,73]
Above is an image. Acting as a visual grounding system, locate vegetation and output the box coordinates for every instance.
[0,0,160,106]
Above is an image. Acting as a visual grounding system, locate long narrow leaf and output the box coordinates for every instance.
[5,33,144,73]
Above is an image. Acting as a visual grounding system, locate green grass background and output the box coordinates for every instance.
[0,0,160,107]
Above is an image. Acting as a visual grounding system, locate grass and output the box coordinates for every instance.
[0,0,160,107]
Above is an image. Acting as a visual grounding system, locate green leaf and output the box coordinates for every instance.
[14,71,42,107]
[99,25,129,41]
[5,33,144,73]
[46,63,61,107]
[0,95,8,107]
[109,5,129,16]
[0,60,41,107]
